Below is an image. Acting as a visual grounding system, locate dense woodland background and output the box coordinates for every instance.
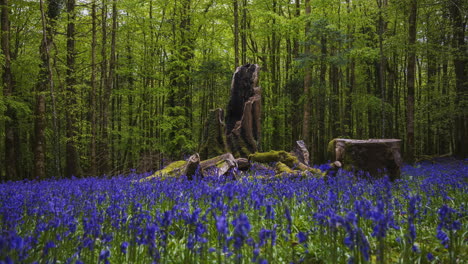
[0,0,467,180]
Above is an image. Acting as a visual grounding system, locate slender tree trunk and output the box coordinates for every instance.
[449,0,468,158]
[344,0,353,137]
[377,0,387,138]
[426,14,437,155]
[89,0,97,176]
[110,0,117,169]
[317,36,327,162]
[35,0,60,179]
[1,0,19,181]
[233,0,239,67]
[241,0,247,64]
[100,0,110,174]
[65,0,81,177]
[302,0,311,150]
[167,0,194,158]
[406,0,417,163]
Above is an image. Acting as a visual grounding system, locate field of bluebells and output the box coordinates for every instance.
[1,160,467,264]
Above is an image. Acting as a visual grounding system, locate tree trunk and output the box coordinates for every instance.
[89,0,97,176]
[65,0,81,177]
[109,0,117,171]
[99,0,109,174]
[241,0,247,64]
[233,0,239,67]
[317,36,327,163]
[449,0,468,158]
[377,0,387,138]
[302,0,311,148]
[1,0,20,181]
[35,0,60,179]
[406,0,417,163]
[167,0,194,159]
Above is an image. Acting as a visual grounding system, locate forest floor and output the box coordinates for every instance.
[1,159,467,263]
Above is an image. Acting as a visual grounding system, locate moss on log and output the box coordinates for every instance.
[275,162,294,174]
[142,154,202,181]
[141,160,186,181]
[248,150,298,167]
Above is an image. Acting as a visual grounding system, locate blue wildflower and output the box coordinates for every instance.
[99,248,110,264]
[120,241,129,254]
[297,232,307,244]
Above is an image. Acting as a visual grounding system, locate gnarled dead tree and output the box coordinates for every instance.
[226,64,261,157]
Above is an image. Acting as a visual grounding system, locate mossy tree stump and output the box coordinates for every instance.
[328,138,402,180]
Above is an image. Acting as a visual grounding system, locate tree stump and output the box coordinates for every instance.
[235,158,250,170]
[185,153,201,180]
[328,138,402,180]
[198,108,229,160]
[292,140,310,166]
[226,64,261,157]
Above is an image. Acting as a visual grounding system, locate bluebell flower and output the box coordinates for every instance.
[265,204,275,220]
[284,206,292,234]
[297,232,307,244]
[120,241,129,254]
[215,214,228,235]
[436,228,449,248]
[99,248,110,264]
[427,252,434,261]
[232,213,251,249]
[43,240,56,256]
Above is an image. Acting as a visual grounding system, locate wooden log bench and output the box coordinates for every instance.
[328,138,402,180]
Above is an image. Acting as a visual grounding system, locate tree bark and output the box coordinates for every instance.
[406,0,417,163]
[377,0,387,138]
[449,0,468,158]
[241,0,247,64]
[65,0,81,177]
[302,0,311,148]
[233,0,239,67]
[89,0,97,176]
[99,0,109,174]
[35,0,60,179]
[1,0,19,181]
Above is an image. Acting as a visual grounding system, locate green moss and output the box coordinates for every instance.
[248,150,298,167]
[275,162,293,174]
[141,160,186,181]
[161,160,187,174]
[215,160,226,169]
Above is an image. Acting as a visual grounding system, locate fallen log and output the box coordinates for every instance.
[200,153,238,177]
[142,153,202,181]
[249,150,323,176]
[248,150,298,167]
